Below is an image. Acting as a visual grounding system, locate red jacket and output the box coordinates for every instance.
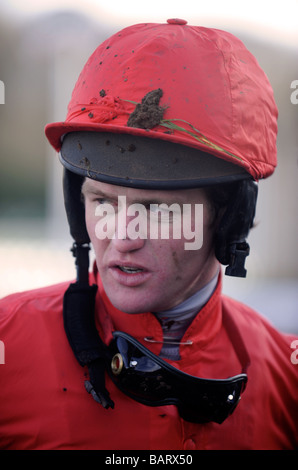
[0,269,297,450]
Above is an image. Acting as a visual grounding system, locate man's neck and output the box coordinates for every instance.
[154,271,219,360]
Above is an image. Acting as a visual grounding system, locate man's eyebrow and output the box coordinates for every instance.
[137,198,180,206]
[81,182,185,206]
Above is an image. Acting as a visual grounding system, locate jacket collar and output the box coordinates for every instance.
[92,264,223,361]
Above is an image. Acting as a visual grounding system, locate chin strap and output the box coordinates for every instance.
[63,243,114,409]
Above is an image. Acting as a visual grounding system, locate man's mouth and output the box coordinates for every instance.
[117,265,144,274]
[107,262,151,286]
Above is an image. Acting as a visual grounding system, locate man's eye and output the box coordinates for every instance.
[96,198,108,205]
[95,198,116,207]
[148,204,181,220]
[148,204,162,213]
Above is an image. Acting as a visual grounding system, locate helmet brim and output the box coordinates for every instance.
[58,131,251,190]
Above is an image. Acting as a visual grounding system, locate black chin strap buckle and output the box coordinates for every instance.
[225,242,250,278]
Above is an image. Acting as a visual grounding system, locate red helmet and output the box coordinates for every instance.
[45,19,278,183]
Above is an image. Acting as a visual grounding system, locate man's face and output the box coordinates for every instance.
[82,179,219,313]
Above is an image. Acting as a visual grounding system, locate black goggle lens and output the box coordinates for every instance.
[108,332,247,424]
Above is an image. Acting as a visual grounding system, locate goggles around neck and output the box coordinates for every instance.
[108,328,249,424]
[63,279,250,423]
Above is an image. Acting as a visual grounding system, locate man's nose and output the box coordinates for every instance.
[112,208,146,252]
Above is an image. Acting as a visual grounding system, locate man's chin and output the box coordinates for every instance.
[104,290,149,314]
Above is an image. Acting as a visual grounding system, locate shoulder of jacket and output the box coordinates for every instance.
[222,294,298,353]
[222,293,271,328]
[0,280,72,318]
